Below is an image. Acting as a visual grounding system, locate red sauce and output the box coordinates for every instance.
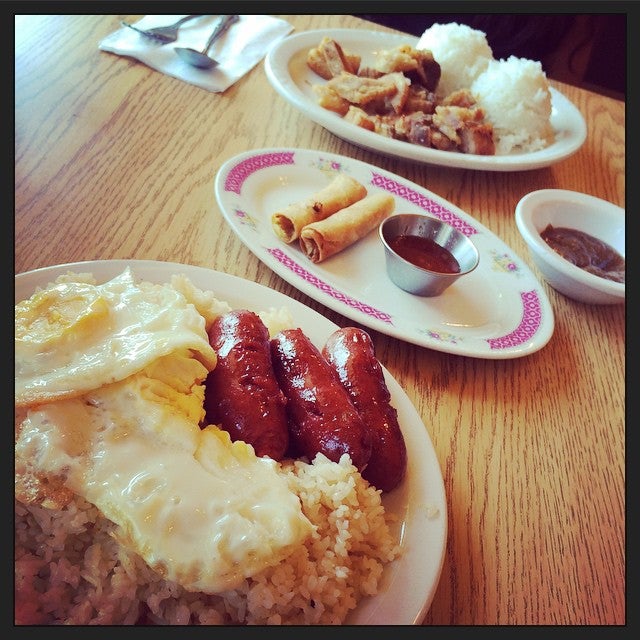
[388,234,461,274]
[540,224,625,283]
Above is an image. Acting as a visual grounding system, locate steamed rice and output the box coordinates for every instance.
[471,56,554,154]
[15,453,400,625]
[416,22,493,97]
[417,22,554,154]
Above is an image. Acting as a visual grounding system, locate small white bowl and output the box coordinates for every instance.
[515,189,625,305]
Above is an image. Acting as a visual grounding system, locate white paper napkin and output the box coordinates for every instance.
[99,15,293,93]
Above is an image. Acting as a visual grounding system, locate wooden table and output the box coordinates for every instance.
[14,14,625,626]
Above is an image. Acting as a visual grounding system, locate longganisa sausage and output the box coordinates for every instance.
[204,309,289,460]
[270,328,372,471]
[322,327,407,492]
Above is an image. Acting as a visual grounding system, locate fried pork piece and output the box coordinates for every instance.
[407,48,441,91]
[368,44,420,74]
[433,105,489,144]
[389,112,455,150]
[324,71,411,116]
[343,105,376,131]
[436,90,495,154]
[392,112,433,145]
[359,45,441,92]
[428,105,495,154]
[313,84,351,115]
[404,85,438,114]
[371,72,411,114]
[324,71,399,105]
[369,115,397,139]
[458,122,495,154]
[307,36,361,79]
[442,88,478,108]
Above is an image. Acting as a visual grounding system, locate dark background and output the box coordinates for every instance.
[355,13,626,99]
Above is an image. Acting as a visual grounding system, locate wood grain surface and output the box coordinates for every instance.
[14,14,626,625]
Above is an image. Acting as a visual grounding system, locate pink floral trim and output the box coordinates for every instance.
[370,172,478,236]
[225,152,295,194]
[487,290,543,349]
[266,248,393,324]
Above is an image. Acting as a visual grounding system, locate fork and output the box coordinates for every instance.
[120,15,204,44]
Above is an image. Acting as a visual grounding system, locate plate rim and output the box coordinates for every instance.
[214,147,555,360]
[14,258,448,626]
[264,28,587,172]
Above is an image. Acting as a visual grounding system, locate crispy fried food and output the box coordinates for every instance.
[343,105,376,131]
[306,37,494,155]
[299,192,395,263]
[307,36,360,79]
[271,174,367,244]
[324,71,399,105]
[313,84,351,115]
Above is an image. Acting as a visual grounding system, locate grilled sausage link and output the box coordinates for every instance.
[322,327,407,492]
[204,310,289,460]
[270,328,372,470]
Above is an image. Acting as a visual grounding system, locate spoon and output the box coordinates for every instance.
[174,14,239,69]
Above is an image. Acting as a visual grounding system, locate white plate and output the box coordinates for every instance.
[215,148,555,359]
[15,259,447,626]
[264,28,587,171]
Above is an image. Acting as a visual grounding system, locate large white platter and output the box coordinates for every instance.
[215,148,555,359]
[264,28,587,171]
[15,259,447,626]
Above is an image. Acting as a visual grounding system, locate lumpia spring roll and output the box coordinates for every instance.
[299,192,395,263]
[271,174,366,243]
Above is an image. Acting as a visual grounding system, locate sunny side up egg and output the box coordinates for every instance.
[15,268,219,407]
[14,268,315,593]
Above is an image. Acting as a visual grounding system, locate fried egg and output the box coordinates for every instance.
[14,269,314,593]
[15,268,217,407]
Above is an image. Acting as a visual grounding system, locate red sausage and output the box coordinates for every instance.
[270,328,372,471]
[322,327,407,492]
[204,310,289,460]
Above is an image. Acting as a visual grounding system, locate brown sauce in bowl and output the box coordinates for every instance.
[388,235,461,273]
[540,224,625,283]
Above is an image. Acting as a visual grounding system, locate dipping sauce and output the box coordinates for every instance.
[540,224,625,283]
[388,234,461,273]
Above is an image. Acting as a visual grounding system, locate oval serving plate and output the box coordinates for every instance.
[15,259,447,626]
[264,28,587,171]
[215,148,555,359]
